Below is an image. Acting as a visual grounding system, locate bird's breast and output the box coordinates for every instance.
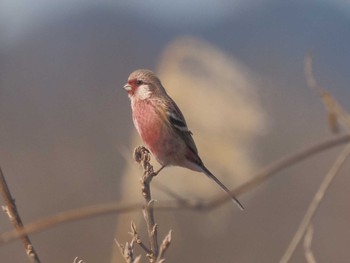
[131,100,183,165]
[132,100,162,142]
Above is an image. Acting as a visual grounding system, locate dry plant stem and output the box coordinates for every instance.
[134,146,159,262]
[156,230,172,262]
[303,225,316,263]
[305,54,350,131]
[1,135,350,246]
[208,133,350,208]
[0,167,41,263]
[73,257,86,263]
[0,202,142,245]
[279,143,350,263]
[115,239,141,263]
[131,222,152,254]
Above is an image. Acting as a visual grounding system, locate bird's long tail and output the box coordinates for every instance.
[201,165,244,210]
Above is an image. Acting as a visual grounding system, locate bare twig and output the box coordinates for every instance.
[279,143,350,263]
[303,225,317,263]
[73,256,86,263]
[115,239,141,263]
[1,135,350,246]
[0,202,142,245]
[207,133,350,208]
[134,146,160,262]
[305,53,350,132]
[0,167,41,263]
[130,221,152,254]
[117,146,171,262]
[282,53,350,263]
[157,230,172,262]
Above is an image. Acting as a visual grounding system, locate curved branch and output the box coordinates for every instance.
[207,133,350,208]
[0,167,41,262]
[279,143,350,263]
[0,134,349,246]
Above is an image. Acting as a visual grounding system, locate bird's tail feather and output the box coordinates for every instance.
[201,165,244,210]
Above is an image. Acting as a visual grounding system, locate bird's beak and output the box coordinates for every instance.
[123,83,132,91]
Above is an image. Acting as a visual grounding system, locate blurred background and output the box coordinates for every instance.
[1,0,350,262]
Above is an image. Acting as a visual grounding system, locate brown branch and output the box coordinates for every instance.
[115,238,141,263]
[206,133,350,209]
[305,53,350,132]
[156,230,172,263]
[130,222,152,254]
[0,202,142,245]
[0,167,41,263]
[117,146,171,262]
[303,225,317,263]
[73,257,86,263]
[134,146,159,262]
[279,143,350,263]
[1,135,350,246]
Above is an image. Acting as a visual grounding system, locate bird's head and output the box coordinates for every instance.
[123,69,164,100]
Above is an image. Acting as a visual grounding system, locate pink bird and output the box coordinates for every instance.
[123,69,244,210]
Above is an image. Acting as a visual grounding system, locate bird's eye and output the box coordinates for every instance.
[136,80,143,85]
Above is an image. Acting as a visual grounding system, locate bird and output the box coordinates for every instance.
[123,69,244,210]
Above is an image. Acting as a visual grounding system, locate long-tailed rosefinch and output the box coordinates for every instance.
[123,69,243,210]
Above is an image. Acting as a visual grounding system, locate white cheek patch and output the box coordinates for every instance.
[136,84,152,100]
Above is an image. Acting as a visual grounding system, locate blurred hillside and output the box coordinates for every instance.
[1,1,350,262]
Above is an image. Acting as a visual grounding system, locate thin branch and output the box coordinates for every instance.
[115,239,141,263]
[1,134,350,246]
[207,133,350,208]
[0,201,142,245]
[130,221,152,254]
[303,225,317,263]
[156,230,172,262]
[0,167,41,263]
[73,257,86,263]
[134,146,159,262]
[117,147,170,263]
[279,143,350,263]
[305,53,350,132]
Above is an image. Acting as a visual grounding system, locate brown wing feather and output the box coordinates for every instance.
[165,96,198,155]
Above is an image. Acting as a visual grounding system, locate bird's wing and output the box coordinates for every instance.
[165,96,198,155]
